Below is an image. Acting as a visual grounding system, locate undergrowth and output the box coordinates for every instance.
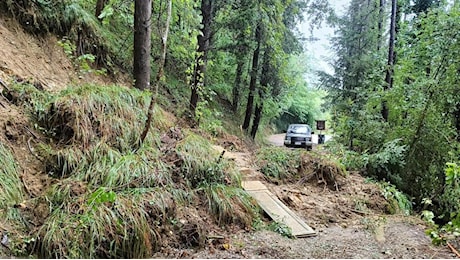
[366,179,412,215]
[3,83,259,258]
[423,161,460,245]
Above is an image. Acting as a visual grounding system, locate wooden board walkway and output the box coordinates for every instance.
[242,180,316,238]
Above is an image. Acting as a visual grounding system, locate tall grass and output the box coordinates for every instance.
[6,82,262,257]
[0,142,25,222]
[175,132,241,187]
[38,187,175,258]
[10,83,174,149]
[200,184,257,227]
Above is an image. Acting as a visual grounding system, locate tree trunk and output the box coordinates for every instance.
[382,0,397,121]
[189,0,213,114]
[250,92,263,139]
[377,0,385,51]
[232,58,245,113]
[139,0,171,145]
[242,24,262,131]
[250,47,271,139]
[95,0,108,21]
[133,0,152,90]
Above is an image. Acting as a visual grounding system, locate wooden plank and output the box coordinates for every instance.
[242,181,316,238]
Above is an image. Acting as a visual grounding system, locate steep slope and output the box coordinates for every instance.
[0,15,128,91]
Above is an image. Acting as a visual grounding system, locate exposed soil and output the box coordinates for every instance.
[0,13,458,259]
[0,15,130,92]
[183,139,458,259]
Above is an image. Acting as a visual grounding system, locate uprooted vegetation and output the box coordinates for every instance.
[0,83,260,258]
[255,147,347,190]
[254,147,414,225]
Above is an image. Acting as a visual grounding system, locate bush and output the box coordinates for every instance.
[423,162,460,245]
[363,139,407,186]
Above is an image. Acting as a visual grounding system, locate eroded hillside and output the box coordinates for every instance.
[0,13,458,259]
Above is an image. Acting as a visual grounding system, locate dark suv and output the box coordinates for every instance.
[283,124,313,150]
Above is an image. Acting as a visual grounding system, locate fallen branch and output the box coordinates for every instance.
[447,242,460,258]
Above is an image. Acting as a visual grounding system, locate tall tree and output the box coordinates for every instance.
[133,0,152,90]
[228,0,256,113]
[250,47,272,139]
[242,23,262,131]
[321,0,384,150]
[377,0,385,51]
[189,0,213,115]
[382,0,397,121]
[232,56,246,113]
[140,0,172,144]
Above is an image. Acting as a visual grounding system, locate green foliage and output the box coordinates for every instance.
[323,0,460,222]
[87,187,117,208]
[362,139,407,186]
[423,162,460,245]
[268,221,293,238]
[445,162,460,186]
[255,147,302,180]
[196,101,224,137]
[438,161,460,224]
[324,141,366,171]
[270,54,327,132]
[375,181,412,215]
[385,3,460,208]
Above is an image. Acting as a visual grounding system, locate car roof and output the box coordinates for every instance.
[288,124,310,127]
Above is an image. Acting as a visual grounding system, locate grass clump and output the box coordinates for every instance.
[0,142,25,222]
[10,83,172,150]
[42,84,148,148]
[37,187,174,258]
[175,132,240,187]
[200,184,257,227]
[255,147,303,181]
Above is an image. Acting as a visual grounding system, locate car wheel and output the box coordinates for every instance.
[307,146,312,151]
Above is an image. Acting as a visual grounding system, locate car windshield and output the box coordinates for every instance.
[288,125,309,134]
